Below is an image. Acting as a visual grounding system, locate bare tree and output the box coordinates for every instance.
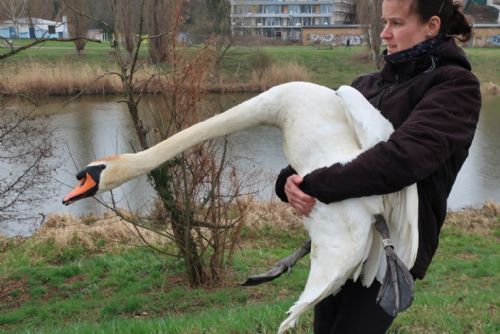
[185,0,232,62]
[65,0,248,287]
[119,0,244,286]
[0,99,54,233]
[356,0,384,66]
[64,0,90,55]
[0,0,28,38]
[145,0,171,64]
[206,0,231,38]
[112,0,141,56]
[88,0,113,31]
[26,0,55,20]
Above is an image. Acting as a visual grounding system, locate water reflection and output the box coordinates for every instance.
[447,96,500,208]
[0,97,157,236]
[1,94,499,236]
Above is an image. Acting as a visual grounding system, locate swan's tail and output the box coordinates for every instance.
[277,259,360,334]
[277,301,308,334]
[277,202,375,333]
[277,277,348,334]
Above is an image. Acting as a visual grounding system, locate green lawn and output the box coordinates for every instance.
[220,45,376,88]
[0,207,498,334]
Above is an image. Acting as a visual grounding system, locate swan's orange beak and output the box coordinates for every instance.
[62,172,98,206]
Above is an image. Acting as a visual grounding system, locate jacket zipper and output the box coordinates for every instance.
[375,75,398,108]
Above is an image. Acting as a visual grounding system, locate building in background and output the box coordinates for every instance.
[0,17,69,40]
[230,0,356,41]
[231,0,500,47]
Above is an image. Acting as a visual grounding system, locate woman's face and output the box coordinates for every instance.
[380,0,434,54]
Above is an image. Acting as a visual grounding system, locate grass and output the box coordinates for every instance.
[0,40,118,64]
[0,202,498,334]
[221,45,375,89]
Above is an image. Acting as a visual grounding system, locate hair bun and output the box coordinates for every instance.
[445,2,472,42]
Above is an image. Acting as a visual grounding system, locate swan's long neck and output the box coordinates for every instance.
[121,92,280,180]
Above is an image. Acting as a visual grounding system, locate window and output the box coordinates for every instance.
[259,5,281,14]
[320,5,332,14]
[300,5,312,13]
[289,5,300,14]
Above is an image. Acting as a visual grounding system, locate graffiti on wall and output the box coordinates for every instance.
[309,33,363,46]
[487,34,500,46]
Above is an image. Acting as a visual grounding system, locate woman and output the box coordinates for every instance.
[275,0,481,333]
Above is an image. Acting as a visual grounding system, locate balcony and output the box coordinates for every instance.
[231,13,334,17]
[231,0,337,5]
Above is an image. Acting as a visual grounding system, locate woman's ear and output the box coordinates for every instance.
[426,15,442,37]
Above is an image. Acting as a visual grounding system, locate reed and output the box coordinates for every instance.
[1,61,122,95]
[0,59,312,96]
[0,61,169,96]
[248,60,311,91]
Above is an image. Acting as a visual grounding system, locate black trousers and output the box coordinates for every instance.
[313,279,395,334]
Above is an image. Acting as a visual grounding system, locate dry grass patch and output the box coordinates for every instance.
[0,62,122,95]
[482,81,500,96]
[0,58,313,95]
[0,61,169,96]
[248,61,311,91]
[33,213,168,251]
[7,200,497,255]
[243,198,301,230]
[445,200,499,236]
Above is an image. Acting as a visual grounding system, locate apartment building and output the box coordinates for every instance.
[230,0,356,41]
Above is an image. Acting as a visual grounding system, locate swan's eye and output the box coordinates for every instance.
[76,170,86,180]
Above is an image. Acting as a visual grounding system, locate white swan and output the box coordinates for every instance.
[62,81,418,333]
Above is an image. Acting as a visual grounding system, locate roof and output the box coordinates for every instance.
[0,17,61,26]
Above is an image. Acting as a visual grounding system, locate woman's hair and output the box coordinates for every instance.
[411,0,472,41]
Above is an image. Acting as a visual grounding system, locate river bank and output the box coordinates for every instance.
[1,45,499,96]
[2,200,498,248]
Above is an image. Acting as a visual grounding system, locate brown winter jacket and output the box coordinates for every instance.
[275,37,481,279]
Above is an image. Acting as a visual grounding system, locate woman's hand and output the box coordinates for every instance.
[285,174,316,216]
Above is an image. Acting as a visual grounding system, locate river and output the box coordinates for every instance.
[1,94,499,236]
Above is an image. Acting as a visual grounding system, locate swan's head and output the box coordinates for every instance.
[62,157,131,205]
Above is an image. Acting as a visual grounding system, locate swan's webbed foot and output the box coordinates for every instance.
[374,214,415,317]
[240,239,311,286]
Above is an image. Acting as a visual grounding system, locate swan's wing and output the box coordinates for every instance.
[336,85,394,149]
[336,85,419,286]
